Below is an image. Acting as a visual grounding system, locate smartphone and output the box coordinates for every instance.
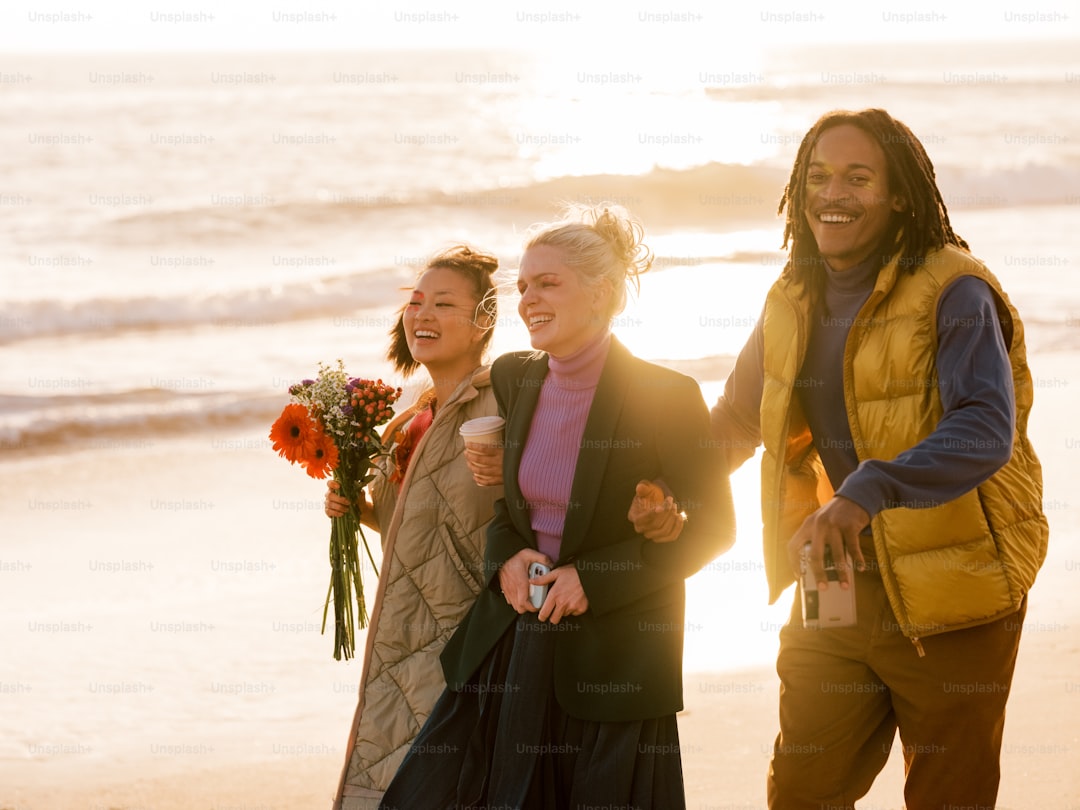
[801,544,856,629]
[528,562,550,610]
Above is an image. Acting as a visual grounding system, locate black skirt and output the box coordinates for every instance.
[379,613,686,810]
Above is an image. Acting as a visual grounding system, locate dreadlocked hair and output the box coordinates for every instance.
[386,243,499,376]
[778,108,968,303]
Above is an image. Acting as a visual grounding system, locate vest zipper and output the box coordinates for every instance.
[911,636,925,657]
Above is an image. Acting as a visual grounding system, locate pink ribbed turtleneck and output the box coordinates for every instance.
[518,329,611,563]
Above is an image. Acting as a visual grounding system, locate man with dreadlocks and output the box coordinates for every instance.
[642,108,1048,807]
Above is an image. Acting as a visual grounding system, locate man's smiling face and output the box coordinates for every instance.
[803,123,906,271]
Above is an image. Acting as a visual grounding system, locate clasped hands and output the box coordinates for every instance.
[498,548,586,624]
[496,479,686,624]
[466,444,687,622]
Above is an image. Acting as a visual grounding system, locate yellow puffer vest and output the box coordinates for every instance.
[760,244,1048,640]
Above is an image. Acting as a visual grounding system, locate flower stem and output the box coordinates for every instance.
[321,472,375,661]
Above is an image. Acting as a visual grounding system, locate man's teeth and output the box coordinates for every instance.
[819,212,855,223]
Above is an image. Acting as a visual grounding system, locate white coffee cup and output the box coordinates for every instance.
[458,415,505,447]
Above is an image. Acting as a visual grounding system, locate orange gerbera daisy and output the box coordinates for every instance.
[270,403,315,463]
[301,429,340,479]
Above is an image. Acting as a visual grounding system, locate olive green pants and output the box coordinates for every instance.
[768,556,1025,810]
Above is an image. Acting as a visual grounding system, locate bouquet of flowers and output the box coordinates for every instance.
[270,359,402,661]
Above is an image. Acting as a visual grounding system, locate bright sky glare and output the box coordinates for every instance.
[2,0,1077,51]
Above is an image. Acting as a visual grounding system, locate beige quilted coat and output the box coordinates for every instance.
[333,366,501,809]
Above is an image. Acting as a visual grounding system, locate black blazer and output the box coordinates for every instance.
[440,337,736,721]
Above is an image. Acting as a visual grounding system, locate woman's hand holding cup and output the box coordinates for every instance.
[460,416,505,487]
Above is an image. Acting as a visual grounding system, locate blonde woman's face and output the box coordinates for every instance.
[516,244,608,358]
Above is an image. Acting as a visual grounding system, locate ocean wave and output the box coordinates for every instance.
[435,163,788,224]
[450,159,1068,214]
[96,158,1078,251]
[935,164,1080,210]
[649,355,738,383]
[703,73,1074,99]
[0,252,760,345]
[0,354,744,456]
[92,162,788,245]
[0,272,406,345]
[0,389,284,455]
[9,158,1073,347]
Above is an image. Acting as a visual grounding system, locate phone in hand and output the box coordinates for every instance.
[800,544,856,629]
[528,562,550,610]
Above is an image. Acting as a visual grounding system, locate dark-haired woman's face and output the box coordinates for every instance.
[403,267,485,370]
[803,124,905,271]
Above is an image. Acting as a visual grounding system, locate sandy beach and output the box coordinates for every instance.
[2,348,1077,810]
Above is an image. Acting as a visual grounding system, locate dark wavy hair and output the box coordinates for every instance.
[386,244,499,376]
[778,108,968,301]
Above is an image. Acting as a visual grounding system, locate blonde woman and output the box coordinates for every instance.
[380,207,736,809]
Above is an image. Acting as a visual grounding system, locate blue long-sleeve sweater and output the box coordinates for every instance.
[713,254,1015,518]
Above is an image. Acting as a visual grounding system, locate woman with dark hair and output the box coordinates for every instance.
[325,244,504,810]
[379,205,736,809]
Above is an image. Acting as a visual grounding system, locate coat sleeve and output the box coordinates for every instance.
[575,372,737,616]
[482,497,530,591]
[710,306,765,473]
[480,353,532,592]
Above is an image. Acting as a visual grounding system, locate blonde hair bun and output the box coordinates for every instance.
[525,202,653,318]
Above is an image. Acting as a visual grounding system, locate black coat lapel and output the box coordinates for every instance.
[504,355,548,548]
[558,338,633,562]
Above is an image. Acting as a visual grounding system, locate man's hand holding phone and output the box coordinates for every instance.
[787,495,869,588]
[788,496,868,629]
